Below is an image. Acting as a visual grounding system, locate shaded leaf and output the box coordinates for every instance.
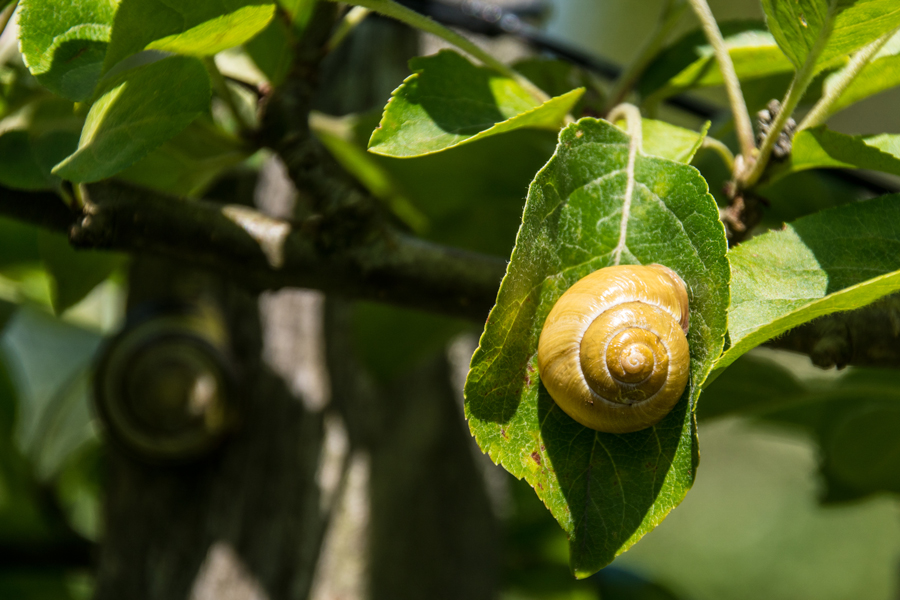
[352,303,468,383]
[761,0,900,72]
[698,351,806,421]
[0,217,40,270]
[368,50,583,158]
[116,118,249,197]
[17,0,117,100]
[769,126,900,182]
[712,194,900,379]
[512,56,605,117]
[244,15,293,86]
[317,110,559,258]
[53,55,211,183]
[1,308,101,480]
[38,230,126,314]
[103,0,276,72]
[639,22,794,101]
[465,118,729,576]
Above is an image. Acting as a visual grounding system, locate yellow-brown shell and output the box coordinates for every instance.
[537,264,690,433]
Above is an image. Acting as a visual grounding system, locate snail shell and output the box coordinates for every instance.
[537,264,690,433]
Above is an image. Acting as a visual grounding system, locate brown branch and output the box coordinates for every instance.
[0,183,505,321]
[765,294,900,369]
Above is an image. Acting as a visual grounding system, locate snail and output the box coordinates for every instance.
[537,264,690,433]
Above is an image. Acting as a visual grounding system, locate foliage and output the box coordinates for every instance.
[3,0,900,596]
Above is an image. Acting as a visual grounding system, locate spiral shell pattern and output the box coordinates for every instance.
[537,264,690,433]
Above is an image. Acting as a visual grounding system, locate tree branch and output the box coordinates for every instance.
[765,294,900,369]
[0,183,506,320]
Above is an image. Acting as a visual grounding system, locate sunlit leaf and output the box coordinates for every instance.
[103,0,276,72]
[53,55,211,183]
[465,118,729,577]
[761,0,900,72]
[17,0,117,100]
[368,50,583,158]
[711,194,900,379]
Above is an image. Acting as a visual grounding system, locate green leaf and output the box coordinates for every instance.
[768,126,900,182]
[465,118,729,576]
[639,22,794,101]
[116,118,249,197]
[53,55,211,183]
[17,0,117,100]
[512,57,605,117]
[0,97,82,190]
[352,303,467,383]
[698,351,806,421]
[103,0,276,72]
[244,15,292,86]
[761,0,900,72]
[0,217,40,270]
[317,109,559,258]
[313,113,428,232]
[368,50,583,158]
[38,230,126,314]
[712,194,900,379]
[614,119,709,164]
[825,31,900,113]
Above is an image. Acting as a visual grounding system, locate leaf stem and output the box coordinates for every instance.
[204,57,254,134]
[327,6,371,52]
[686,0,755,163]
[741,17,835,187]
[701,136,735,172]
[604,0,687,114]
[798,27,898,131]
[327,0,550,104]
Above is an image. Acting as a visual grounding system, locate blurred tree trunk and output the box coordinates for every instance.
[92,14,500,600]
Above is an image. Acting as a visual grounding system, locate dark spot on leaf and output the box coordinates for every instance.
[531,451,542,465]
[526,364,536,373]
[500,428,508,439]
[537,482,544,490]
[66,46,89,64]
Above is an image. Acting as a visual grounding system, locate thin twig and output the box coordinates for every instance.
[326,0,549,104]
[799,27,898,130]
[604,0,687,114]
[685,0,755,165]
[327,6,371,52]
[701,136,735,172]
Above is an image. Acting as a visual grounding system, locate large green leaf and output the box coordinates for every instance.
[465,118,729,577]
[53,55,211,183]
[761,0,900,72]
[38,230,126,314]
[17,0,117,100]
[368,50,583,158]
[116,118,249,196]
[768,126,900,182]
[0,97,83,190]
[103,0,276,72]
[712,194,900,379]
[638,22,794,101]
